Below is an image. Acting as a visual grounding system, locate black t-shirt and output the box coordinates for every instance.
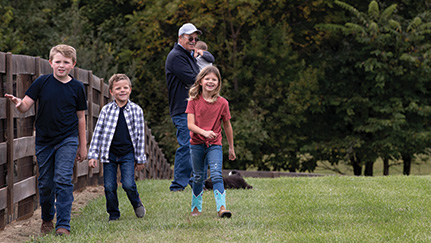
[109,106,134,156]
[25,74,87,145]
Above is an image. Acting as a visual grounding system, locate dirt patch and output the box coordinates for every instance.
[0,186,104,243]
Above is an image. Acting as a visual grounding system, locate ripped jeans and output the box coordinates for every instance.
[191,144,224,196]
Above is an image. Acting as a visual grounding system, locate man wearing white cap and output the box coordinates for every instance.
[165,23,202,191]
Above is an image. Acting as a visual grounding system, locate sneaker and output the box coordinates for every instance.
[55,227,70,236]
[40,220,54,234]
[134,205,146,218]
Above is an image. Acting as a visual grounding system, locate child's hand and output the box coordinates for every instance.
[229,147,236,161]
[4,93,23,108]
[88,159,98,168]
[203,130,217,139]
[193,49,203,57]
[135,163,145,171]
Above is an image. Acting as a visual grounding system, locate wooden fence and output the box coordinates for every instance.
[0,52,172,230]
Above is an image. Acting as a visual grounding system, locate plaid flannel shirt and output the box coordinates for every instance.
[88,100,147,164]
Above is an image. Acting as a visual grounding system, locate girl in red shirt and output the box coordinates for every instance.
[186,66,236,218]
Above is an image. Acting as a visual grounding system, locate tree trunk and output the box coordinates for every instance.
[364,161,373,176]
[383,157,389,176]
[351,155,362,176]
[402,153,412,175]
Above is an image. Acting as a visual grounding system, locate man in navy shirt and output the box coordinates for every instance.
[165,23,202,191]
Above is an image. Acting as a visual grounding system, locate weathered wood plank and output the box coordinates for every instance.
[39,59,52,75]
[0,52,5,73]
[0,187,6,210]
[92,75,101,91]
[12,55,36,74]
[13,137,35,161]
[92,103,100,118]
[75,68,89,84]
[76,159,89,177]
[0,142,6,166]
[13,176,36,204]
[0,98,5,119]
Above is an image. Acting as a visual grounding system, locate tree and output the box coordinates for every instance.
[314,0,431,175]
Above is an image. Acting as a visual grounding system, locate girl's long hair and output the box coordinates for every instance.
[188,66,222,103]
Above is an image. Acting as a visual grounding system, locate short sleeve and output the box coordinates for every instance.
[76,82,87,111]
[185,99,195,114]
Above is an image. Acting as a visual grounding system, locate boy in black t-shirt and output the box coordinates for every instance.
[5,44,87,236]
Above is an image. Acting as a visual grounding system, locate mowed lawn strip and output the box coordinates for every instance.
[32,176,431,243]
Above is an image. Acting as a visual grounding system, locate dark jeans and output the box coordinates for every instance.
[36,136,78,231]
[169,113,193,191]
[103,151,142,220]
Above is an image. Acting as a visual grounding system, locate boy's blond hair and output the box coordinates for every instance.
[188,66,222,103]
[195,41,208,51]
[49,44,77,63]
[108,74,132,90]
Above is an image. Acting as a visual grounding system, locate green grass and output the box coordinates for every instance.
[30,176,431,242]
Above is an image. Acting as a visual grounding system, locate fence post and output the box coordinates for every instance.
[98,78,105,177]
[87,71,93,179]
[6,52,14,223]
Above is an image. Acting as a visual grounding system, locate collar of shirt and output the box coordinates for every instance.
[177,42,194,57]
[113,100,130,111]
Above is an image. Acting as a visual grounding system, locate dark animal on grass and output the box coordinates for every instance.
[204,170,253,190]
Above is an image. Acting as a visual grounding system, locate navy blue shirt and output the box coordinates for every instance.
[25,74,87,145]
[165,43,200,117]
[109,105,134,156]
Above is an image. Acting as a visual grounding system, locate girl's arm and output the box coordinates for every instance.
[223,119,236,160]
[76,110,87,162]
[4,94,35,113]
[187,113,217,139]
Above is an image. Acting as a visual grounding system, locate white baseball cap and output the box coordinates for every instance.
[178,23,202,36]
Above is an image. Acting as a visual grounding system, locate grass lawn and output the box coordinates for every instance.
[31,175,431,243]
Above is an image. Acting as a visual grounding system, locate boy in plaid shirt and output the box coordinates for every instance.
[88,74,146,221]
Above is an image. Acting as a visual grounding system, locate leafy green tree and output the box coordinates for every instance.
[314,0,431,175]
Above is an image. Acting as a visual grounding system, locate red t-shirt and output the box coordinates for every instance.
[185,95,231,145]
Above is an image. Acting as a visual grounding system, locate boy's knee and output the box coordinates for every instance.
[122,182,136,192]
[104,181,117,192]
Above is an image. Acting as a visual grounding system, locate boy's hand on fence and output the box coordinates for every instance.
[135,163,145,171]
[4,93,23,108]
[88,159,98,168]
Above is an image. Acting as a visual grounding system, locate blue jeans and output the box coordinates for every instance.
[191,144,224,196]
[103,151,142,220]
[35,136,78,231]
[170,113,193,191]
